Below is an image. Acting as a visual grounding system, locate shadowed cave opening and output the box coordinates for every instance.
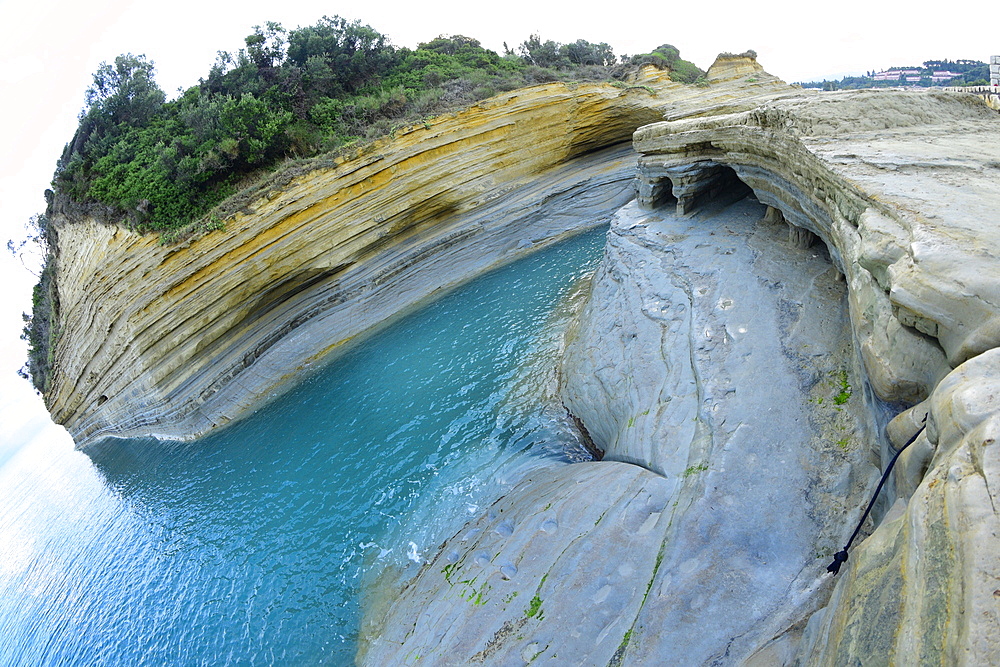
[638,163,750,215]
[643,174,678,209]
[639,163,839,265]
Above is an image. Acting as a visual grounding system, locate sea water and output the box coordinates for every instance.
[0,227,607,665]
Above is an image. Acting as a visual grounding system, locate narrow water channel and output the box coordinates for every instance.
[0,226,607,665]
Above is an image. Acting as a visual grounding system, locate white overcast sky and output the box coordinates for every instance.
[0,0,995,439]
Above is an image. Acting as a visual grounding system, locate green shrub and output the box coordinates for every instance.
[410,87,445,114]
[52,17,696,236]
[20,215,57,392]
[670,60,703,84]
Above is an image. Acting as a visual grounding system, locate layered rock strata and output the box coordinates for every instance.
[632,88,1000,402]
[361,72,1000,663]
[46,65,791,448]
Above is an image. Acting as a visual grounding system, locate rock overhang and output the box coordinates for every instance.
[631,88,1000,403]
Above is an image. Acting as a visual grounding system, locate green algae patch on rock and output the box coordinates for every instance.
[358,461,674,666]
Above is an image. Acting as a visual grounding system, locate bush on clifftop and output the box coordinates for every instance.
[630,44,706,83]
[52,17,704,235]
[26,16,712,394]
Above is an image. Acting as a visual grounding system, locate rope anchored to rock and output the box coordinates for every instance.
[826,414,928,575]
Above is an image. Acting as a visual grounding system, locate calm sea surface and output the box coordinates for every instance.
[0,227,606,665]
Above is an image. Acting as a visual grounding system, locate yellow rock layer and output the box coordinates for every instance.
[48,62,793,447]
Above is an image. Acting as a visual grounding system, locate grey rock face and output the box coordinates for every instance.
[630,89,1000,664]
[361,197,879,664]
[360,461,673,665]
[364,88,1000,665]
[563,200,879,663]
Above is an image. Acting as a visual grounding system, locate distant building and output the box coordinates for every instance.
[872,60,998,89]
[931,71,962,83]
[873,68,924,82]
[874,70,902,81]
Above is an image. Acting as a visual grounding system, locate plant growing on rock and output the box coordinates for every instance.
[834,369,852,405]
[630,44,706,83]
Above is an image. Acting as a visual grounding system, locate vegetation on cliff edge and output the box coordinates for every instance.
[52,18,703,235]
[17,213,57,392]
[22,15,707,394]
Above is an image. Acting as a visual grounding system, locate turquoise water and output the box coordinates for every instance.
[0,227,606,665]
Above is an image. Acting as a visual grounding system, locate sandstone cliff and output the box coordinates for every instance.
[47,60,799,448]
[47,66,784,447]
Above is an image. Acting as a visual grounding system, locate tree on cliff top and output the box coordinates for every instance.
[630,44,705,83]
[285,16,397,95]
[58,53,166,199]
[51,16,707,238]
[245,21,287,71]
[84,53,165,128]
[67,53,165,162]
[517,35,616,69]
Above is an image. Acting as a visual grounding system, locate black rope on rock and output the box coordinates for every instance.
[826,414,928,575]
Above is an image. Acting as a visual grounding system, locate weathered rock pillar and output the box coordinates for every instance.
[788,223,816,249]
[635,174,673,210]
[763,205,784,225]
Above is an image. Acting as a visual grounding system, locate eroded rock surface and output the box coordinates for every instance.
[627,89,1000,661]
[360,460,673,665]
[570,200,882,664]
[800,349,1000,664]
[362,70,1000,665]
[633,88,999,401]
[361,198,879,664]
